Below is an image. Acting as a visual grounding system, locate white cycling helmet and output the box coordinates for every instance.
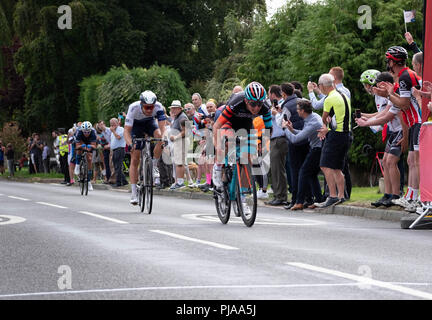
[81,121,92,133]
[139,90,157,104]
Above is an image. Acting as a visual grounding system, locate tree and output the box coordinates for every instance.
[235,0,424,170]
[0,121,28,161]
[0,38,25,121]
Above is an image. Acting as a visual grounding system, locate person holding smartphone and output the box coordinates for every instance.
[281,99,324,210]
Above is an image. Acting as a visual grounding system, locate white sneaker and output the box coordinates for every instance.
[88,181,93,191]
[74,166,80,175]
[405,200,421,213]
[392,197,410,208]
[257,189,269,199]
[130,192,138,205]
[212,165,222,188]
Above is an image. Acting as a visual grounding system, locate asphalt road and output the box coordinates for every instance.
[1,181,432,300]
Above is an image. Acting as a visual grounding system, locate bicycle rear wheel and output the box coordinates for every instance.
[144,157,153,214]
[235,163,257,227]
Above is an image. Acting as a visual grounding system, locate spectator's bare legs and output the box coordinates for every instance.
[407,151,420,191]
[383,153,401,195]
[321,167,337,198]
[333,169,345,199]
[69,163,75,183]
[175,165,185,184]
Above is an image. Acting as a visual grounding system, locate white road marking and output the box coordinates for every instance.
[36,202,68,209]
[182,214,326,226]
[1,282,431,298]
[150,230,239,250]
[287,262,432,300]
[78,211,128,224]
[7,196,30,201]
[0,215,26,225]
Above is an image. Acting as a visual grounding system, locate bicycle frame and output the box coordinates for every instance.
[375,152,385,177]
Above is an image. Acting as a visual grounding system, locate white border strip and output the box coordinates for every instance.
[36,202,68,209]
[150,230,239,250]
[1,282,431,299]
[287,262,432,300]
[78,211,128,224]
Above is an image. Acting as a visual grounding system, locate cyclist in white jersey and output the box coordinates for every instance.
[124,90,167,205]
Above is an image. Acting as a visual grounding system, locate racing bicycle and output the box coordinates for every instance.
[213,136,258,227]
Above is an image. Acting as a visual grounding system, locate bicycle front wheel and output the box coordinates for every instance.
[235,163,257,227]
[144,157,153,214]
[214,184,231,224]
[139,158,146,213]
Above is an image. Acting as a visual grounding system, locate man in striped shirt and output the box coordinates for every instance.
[376,46,422,210]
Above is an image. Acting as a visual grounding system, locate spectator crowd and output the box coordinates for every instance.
[1,32,431,215]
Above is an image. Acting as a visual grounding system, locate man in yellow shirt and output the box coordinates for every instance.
[316,74,351,208]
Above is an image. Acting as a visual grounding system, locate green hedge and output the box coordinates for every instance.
[78,64,190,124]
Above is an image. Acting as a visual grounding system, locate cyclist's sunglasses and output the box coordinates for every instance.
[246,100,264,108]
[83,130,91,135]
[142,104,155,111]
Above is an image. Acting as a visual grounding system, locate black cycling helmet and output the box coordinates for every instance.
[376,71,394,84]
[385,46,408,62]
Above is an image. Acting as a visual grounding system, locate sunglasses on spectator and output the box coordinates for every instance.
[185,108,193,111]
[247,100,263,108]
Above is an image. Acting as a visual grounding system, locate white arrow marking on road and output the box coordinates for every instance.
[78,211,128,224]
[150,230,239,250]
[7,196,30,201]
[36,202,68,209]
[0,215,26,225]
[182,214,326,226]
[287,262,432,300]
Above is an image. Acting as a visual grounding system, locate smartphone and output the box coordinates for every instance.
[308,76,313,82]
[355,109,362,118]
[118,113,124,119]
[283,114,288,121]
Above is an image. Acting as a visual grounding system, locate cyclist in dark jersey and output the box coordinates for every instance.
[212,82,272,188]
[75,121,97,191]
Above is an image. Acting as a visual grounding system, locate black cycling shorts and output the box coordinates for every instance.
[408,123,421,152]
[385,130,403,157]
[319,130,350,170]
